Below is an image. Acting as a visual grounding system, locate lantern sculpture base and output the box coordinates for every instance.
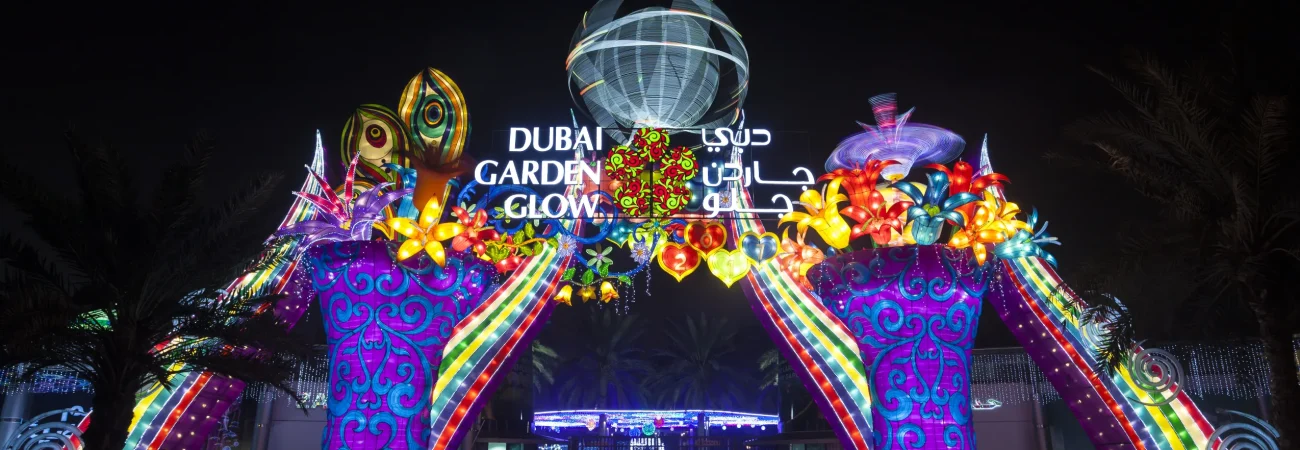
[306,242,497,450]
[813,245,989,450]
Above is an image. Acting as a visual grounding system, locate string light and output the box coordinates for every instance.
[533,410,779,429]
[0,366,91,395]
[9,328,1283,406]
[970,350,1062,405]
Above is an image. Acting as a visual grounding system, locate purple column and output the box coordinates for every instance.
[811,245,989,450]
[305,241,497,450]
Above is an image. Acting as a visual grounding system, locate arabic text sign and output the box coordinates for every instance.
[474,126,814,219]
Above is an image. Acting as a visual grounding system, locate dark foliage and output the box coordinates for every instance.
[647,314,751,409]
[1063,37,1300,447]
[555,309,652,408]
[0,132,314,450]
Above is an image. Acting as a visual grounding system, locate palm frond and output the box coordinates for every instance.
[1,131,314,450]
[1078,293,1136,375]
[648,314,749,409]
[64,132,136,223]
[150,132,217,246]
[0,156,87,273]
[531,341,558,388]
[1086,63,1156,121]
[555,311,652,409]
[139,174,285,311]
[201,172,284,243]
[1238,96,1289,189]
[0,234,73,294]
[1078,53,1243,220]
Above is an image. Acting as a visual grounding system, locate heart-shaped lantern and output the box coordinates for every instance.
[739,231,780,264]
[684,221,727,256]
[657,242,702,282]
[707,248,750,287]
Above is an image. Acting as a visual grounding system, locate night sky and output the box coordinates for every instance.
[0,0,1254,407]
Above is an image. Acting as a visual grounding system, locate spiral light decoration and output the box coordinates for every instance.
[1081,295,1124,351]
[1076,295,1128,358]
[1081,318,1109,350]
[1125,345,1184,406]
[567,0,749,141]
[1,409,87,450]
[1205,410,1279,450]
[825,93,965,180]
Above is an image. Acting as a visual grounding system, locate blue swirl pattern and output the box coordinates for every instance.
[810,245,989,450]
[306,241,499,450]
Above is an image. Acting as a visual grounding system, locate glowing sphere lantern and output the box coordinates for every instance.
[567,0,749,141]
[826,93,965,180]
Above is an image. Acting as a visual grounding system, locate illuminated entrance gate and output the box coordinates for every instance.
[83,1,1261,449]
[101,98,1226,450]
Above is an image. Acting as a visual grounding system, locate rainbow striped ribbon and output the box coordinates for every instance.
[427,244,566,450]
[731,185,874,450]
[1001,256,1218,450]
[428,183,583,450]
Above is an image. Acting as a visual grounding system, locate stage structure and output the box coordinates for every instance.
[72,1,1280,450]
[533,409,780,434]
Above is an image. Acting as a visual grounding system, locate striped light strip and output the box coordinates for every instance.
[120,365,199,450]
[977,148,1218,450]
[1013,259,1170,449]
[141,373,214,450]
[1013,257,1217,449]
[731,183,873,450]
[1019,258,1192,448]
[1001,258,1151,449]
[429,183,585,450]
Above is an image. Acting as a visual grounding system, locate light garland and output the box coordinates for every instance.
[0,366,92,395]
[969,350,1062,405]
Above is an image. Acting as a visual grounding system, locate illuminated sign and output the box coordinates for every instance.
[508,127,605,152]
[474,126,814,219]
[701,127,771,153]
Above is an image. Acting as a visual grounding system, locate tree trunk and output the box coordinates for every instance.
[82,386,137,450]
[1259,309,1299,450]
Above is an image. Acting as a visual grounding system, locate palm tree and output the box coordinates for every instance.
[1065,43,1300,447]
[532,341,559,394]
[758,348,819,428]
[0,132,314,450]
[557,310,652,408]
[648,314,751,409]
[491,340,559,406]
[757,348,787,403]
[481,341,559,435]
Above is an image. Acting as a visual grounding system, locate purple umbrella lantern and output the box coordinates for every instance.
[825,93,965,180]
